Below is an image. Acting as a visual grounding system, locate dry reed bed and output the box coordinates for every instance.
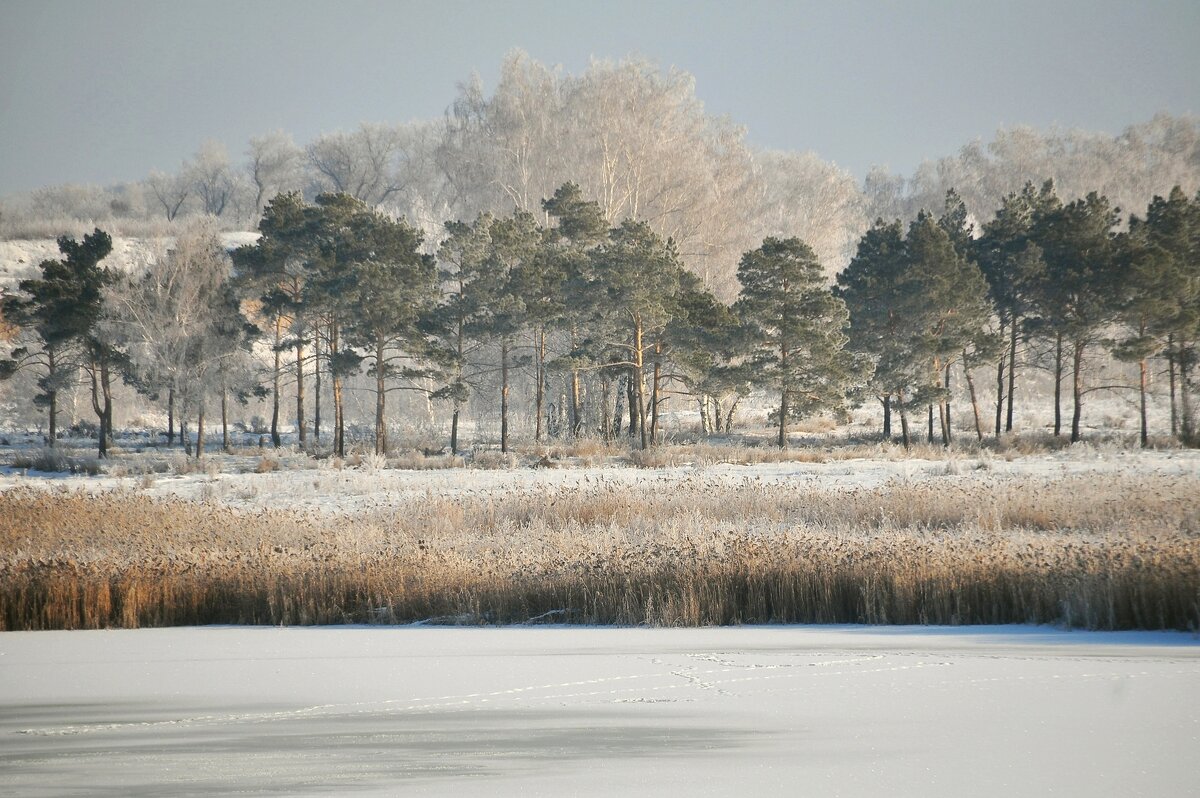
[2,473,1197,631]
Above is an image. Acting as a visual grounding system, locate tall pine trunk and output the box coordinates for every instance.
[330,321,345,458]
[896,389,911,449]
[270,318,282,448]
[1006,316,1018,433]
[1180,337,1194,445]
[1138,357,1149,448]
[941,361,952,446]
[101,360,112,454]
[1053,332,1064,437]
[882,395,891,439]
[626,369,638,440]
[295,337,305,447]
[649,342,662,444]
[449,318,464,453]
[962,349,983,441]
[374,339,387,456]
[1167,334,1178,438]
[45,347,58,446]
[196,402,205,459]
[89,356,107,459]
[778,343,789,448]
[600,377,613,441]
[1070,339,1085,443]
[500,339,510,453]
[994,318,1006,435]
[167,387,174,447]
[221,386,230,453]
[633,321,648,450]
[534,328,546,443]
[313,330,322,444]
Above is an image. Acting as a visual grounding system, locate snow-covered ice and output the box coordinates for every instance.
[2,625,1196,796]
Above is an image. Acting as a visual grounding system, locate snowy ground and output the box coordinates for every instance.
[1,625,1196,796]
[3,444,1199,515]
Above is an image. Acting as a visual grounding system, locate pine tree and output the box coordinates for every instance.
[735,237,864,448]
[836,219,912,442]
[434,213,495,452]
[1028,192,1123,442]
[536,182,608,438]
[904,213,994,445]
[233,192,314,447]
[1,229,114,449]
[341,210,438,455]
[589,220,684,449]
[1120,187,1200,444]
[974,181,1057,434]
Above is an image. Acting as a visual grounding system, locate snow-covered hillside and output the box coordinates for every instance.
[0,232,260,290]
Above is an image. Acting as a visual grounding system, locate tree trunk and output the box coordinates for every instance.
[313,331,322,444]
[962,349,983,441]
[600,377,613,441]
[271,318,281,448]
[941,362,952,446]
[777,338,787,444]
[535,328,546,443]
[1053,332,1064,437]
[897,389,911,449]
[626,369,638,440]
[295,338,305,447]
[330,322,344,458]
[568,327,582,438]
[374,339,386,456]
[89,357,106,459]
[1179,337,1194,445]
[221,386,230,453]
[448,319,465,453]
[649,342,663,444]
[927,404,934,443]
[1138,357,1149,448]
[196,403,205,459]
[634,322,648,450]
[881,395,891,439]
[182,418,192,457]
[613,374,626,438]
[724,396,740,433]
[167,387,175,447]
[1006,316,1018,432]
[994,318,1006,436]
[698,396,709,435]
[500,340,511,453]
[1070,338,1085,443]
[101,360,112,454]
[1167,334,1178,438]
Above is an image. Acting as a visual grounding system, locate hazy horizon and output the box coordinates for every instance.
[2,0,1198,196]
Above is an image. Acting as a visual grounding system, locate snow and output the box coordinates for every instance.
[2,445,1198,515]
[1,625,1196,796]
[0,233,259,290]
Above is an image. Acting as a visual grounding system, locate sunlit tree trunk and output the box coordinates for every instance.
[270,318,282,448]
[1053,332,1064,437]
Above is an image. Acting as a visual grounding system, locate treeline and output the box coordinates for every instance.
[3,53,1199,297]
[2,178,1197,457]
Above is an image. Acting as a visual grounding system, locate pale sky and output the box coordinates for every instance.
[2,0,1198,195]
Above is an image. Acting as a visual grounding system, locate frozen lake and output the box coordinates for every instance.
[2,625,1197,796]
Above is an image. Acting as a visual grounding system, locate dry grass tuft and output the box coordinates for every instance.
[2,473,1197,631]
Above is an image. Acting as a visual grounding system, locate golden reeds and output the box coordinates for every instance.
[1,473,1197,631]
